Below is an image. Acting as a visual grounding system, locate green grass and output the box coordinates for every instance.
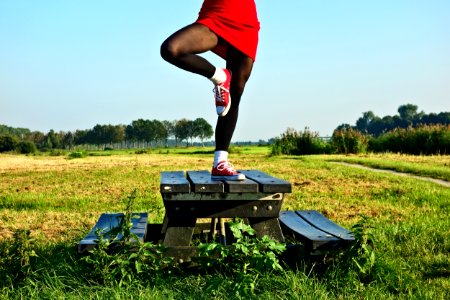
[326,153,450,181]
[0,148,449,299]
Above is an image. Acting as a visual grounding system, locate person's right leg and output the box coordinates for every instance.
[211,47,254,181]
[161,23,232,116]
[160,23,218,78]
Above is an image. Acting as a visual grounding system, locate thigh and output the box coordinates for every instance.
[164,23,219,54]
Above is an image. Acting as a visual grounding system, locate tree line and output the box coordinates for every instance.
[0,118,213,153]
[336,103,450,136]
[272,104,450,156]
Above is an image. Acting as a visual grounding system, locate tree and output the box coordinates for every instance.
[0,135,18,152]
[74,130,88,146]
[60,131,74,150]
[356,111,377,132]
[16,141,37,154]
[111,125,125,146]
[152,120,167,146]
[162,120,175,147]
[44,129,61,149]
[398,104,418,123]
[174,119,191,147]
[28,131,46,147]
[193,118,213,146]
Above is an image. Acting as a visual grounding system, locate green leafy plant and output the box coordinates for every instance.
[346,215,377,279]
[82,190,173,286]
[331,127,369,154]
[0,229,38,285]
[68,151,87,159]
[197,220,286,297]
[271,127,332,156]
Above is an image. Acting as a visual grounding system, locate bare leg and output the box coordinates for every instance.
[160,23,218,78]
[215,47,254,151]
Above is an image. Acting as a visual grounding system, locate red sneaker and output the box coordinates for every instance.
[213,69,232,117]
[211,160,245,181]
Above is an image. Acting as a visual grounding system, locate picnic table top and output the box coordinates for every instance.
[160,169,292,194]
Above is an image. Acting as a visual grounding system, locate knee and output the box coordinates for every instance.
[160,39,183,62]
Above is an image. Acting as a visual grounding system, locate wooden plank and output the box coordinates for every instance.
[225,178,259,193]
[295,210,354,241]
[239,170,292,193]
[160,171,190,193]
[164,199,282,218]
[116,213,148,242]
[162,192,284,201]
[79,213,122,244]
[279,211,338,250]
[187,170,224,193]
[78,212,148,254]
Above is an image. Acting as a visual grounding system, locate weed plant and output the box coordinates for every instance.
[271,128,332,155]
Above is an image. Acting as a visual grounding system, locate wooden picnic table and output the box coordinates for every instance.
[160,170,291,248]
[79,169,354,261]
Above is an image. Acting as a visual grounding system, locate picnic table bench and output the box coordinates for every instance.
[79,169,354,261]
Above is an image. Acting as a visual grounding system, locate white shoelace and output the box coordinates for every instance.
[213,85,229,103]
[217,161,235,172]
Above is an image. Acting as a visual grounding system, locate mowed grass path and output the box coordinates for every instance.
[0,149,449,299]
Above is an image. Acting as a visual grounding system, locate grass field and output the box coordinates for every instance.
[0,147,449,299]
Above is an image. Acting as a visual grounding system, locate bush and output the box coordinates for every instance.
[0,135,18,152]
[134,149,149,154]
[68,151,87,159]
[271,128,331,155]
[331,128,369,154]
[370,124,449,155]
[16,141,37,154]
[0,229,38,286]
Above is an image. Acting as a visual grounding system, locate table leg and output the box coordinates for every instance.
[248,217,285,242]
[163,217,197,247]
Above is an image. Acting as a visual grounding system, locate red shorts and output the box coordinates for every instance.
[196,0,260,61]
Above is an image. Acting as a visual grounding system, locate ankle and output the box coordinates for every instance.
[210,68,227,85]
[213,150,228,167]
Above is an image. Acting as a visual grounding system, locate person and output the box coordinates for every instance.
[160,0,260,181]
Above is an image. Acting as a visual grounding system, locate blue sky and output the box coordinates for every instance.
[1,0,449,141]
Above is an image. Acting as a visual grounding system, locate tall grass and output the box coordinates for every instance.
[271,125,449,155]
[370,124,450,155]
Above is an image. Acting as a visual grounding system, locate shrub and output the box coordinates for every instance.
[135,149,149,154]
[0,135,18,152]
[81,191,173,286]
[197,220,286,296]
[0,229,38,286]
[370,124,449,155]
[68,151,87,159]
[331,128,369,154]
[16,141,37,154]
[271,128,331,155]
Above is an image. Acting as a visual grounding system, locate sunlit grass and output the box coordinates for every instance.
[325,153,450,181]
[0,149,449,299]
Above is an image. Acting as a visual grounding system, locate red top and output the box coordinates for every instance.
[196,0,260,61]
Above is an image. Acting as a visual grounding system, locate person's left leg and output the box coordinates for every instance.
[215,47,254,152]
[211,47,254,180]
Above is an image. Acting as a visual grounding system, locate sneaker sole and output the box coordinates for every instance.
[211,173,245,181]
